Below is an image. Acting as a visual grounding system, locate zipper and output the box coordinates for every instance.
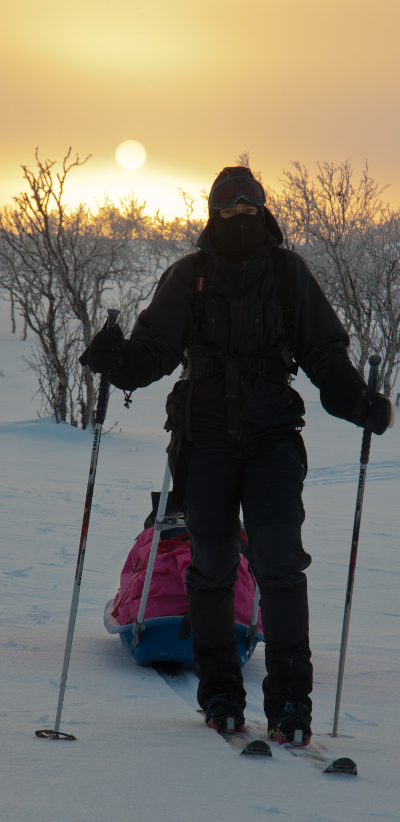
[228,260,247,354]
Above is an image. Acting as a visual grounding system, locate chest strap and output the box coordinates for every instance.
[186,344,292,383]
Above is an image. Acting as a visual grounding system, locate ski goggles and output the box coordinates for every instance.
[209,176,266,210]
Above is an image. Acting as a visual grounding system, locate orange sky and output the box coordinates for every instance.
[1,0,400,218]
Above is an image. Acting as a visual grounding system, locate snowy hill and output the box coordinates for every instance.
[1,304,399,822]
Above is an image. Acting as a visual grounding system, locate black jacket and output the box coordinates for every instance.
[110,222,351,438]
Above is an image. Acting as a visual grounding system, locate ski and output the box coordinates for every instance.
[208,717,357,775]
[152,663,357,775]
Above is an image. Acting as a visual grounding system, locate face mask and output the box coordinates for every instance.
[211,212,266,260]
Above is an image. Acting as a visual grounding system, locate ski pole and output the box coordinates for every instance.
[36,308,120,740]
[332,354,381,738]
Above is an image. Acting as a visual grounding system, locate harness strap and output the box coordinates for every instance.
[184,253,207,442]
[271,246,295,356]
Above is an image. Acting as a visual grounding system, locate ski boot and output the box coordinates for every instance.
[268,700,312,747]
[205,695,245,734]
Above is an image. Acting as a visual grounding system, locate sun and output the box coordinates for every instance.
[115,140,147,171]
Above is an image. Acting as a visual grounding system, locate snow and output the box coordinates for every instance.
[1,302,399,822]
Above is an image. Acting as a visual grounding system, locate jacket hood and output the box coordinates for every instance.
[262,206,283,245]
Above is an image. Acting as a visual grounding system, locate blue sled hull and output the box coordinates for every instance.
[104,600,263,669]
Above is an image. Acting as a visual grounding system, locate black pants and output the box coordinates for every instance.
[184,433,310,590]
[182,433,313,713]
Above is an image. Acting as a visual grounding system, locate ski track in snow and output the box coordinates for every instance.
[306,460,400,485]
[1,313,400,822]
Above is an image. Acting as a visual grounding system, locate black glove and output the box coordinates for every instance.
[354,392,393,435]
[320,359,393,435]
[85,322,126,374]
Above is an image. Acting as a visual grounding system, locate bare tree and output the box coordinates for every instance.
[364,209,400,394]
[237,151,251,169]
[274,161,400,395]
[120,190,205,327]
[236,152,263,184]
[0,195,80,423]
[0,151,151,427]
[111,192,205,333]
[0,149,209,427]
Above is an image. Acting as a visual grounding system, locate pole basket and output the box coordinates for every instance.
[35,729,76,740]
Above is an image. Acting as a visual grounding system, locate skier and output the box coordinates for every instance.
[86,166,392,745]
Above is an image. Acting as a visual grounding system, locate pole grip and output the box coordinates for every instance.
[107,308,120,330]
[360,355,381,465]
[79,308,120,367]
[95,309,120,425]
[367,354,381,404]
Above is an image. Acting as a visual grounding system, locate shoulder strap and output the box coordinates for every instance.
[270,247,293,347]
[192,249,207,325]
[184,251,208,441]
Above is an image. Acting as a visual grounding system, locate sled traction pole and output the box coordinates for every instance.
[332,354,381,739]
[130,460,173,650]
[246,584,260,652]
[36,308,120,741]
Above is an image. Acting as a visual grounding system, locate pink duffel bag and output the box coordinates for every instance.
[111,527,262,631]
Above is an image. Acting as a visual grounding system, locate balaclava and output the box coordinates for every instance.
[208,167,266,260]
